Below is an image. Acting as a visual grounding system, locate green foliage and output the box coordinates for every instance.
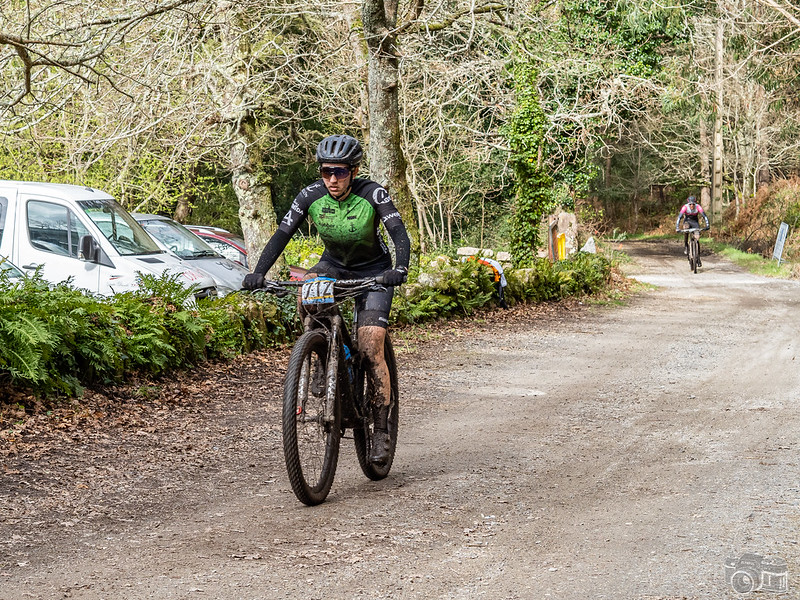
[503,62,555,267]
[0,271,299,398]
[517,0,696,225]
[0,252,612,399]
[393,252,611,324]
[181,173,243,233]
[0,275,58,387]
[0,273,123,395]
[777,184,800,231]
[392,258,497,324]
[283,235,325,270]
[558,0,689,78]
[0,144,205,216]
[271,162,320,220]
[505,252,612,302]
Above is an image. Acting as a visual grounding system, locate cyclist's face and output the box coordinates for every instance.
[320,163,357,198]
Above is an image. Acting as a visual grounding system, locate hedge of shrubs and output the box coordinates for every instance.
[0,251,612,399]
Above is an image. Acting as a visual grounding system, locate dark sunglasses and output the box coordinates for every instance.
[319,166,351,179]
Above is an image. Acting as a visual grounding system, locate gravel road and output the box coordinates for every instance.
[2,239,800,599]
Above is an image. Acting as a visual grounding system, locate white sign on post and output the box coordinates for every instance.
[773,222,789,265]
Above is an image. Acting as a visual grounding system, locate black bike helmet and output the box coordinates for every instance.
[687,195,697,203]
[316,134,363,166]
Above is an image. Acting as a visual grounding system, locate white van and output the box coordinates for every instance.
[0,180,216,298]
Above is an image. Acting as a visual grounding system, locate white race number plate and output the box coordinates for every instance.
[301,277,335,305]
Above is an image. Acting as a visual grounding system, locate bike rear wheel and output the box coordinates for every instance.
[283,330,340,505]
[354,335,399,480]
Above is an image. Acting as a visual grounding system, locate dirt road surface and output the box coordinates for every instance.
[2,239,800,599]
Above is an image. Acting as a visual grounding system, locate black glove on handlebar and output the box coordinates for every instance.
[242,272,265,290]
[382,267,408,287]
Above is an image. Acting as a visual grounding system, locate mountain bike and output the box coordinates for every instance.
[260,275,399,506]
[680,227,707,273]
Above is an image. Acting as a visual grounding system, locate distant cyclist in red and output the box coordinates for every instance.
[675,195,710,264]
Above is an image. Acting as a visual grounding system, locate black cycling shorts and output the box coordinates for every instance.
[307,259,394,329]
[683,219,700,242]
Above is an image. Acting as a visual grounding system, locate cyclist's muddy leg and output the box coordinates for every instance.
[356,286,394,411]
[360,325,393,465]
[359,325,391,410]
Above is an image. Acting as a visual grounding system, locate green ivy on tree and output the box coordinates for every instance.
[504,63,554,267]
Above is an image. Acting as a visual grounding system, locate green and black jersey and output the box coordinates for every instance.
[252,178,410,276]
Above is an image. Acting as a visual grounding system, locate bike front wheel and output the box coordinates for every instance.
[283,330,340,505]
[354,335,399,481]
[690,239,699,273]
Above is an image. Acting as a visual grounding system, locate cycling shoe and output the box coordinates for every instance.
[370,429,391,465]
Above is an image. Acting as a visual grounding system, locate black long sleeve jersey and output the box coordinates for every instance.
[253,178,411,275]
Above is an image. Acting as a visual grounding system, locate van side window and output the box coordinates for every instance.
[27,200,91,259]
[0,196,7,246]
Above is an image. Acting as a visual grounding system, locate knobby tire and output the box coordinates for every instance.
[353,335,399,480]
[690,238,699,273]
[282,330,340,506]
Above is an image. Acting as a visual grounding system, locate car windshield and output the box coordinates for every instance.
[190,229,247,266]
[140,219,219,259]
[79,199,162,256]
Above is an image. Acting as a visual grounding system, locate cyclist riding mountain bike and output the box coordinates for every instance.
[243,134,410,466]
[675,195,710,266]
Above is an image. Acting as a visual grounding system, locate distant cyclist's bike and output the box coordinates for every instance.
[260,276,399,506]
[680,227,708,273]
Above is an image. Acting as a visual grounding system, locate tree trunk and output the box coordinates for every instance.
[345,7,370,139]
[216,0,277,272]
[362,0,420,260]
[406,163,433,253]
[173,163,198,223]
[231,119,276,269]
[757,148,771,190]
[755,87,771,191]
[699,118,712,208]
[173,195,191,223]
[712,6,725,225]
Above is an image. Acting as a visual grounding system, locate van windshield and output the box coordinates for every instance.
[0,256,24,281]
[78,199,162,256]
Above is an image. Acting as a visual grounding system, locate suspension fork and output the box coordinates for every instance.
[324,315,344,425]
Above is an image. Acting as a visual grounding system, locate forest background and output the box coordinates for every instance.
[3,0,800,266]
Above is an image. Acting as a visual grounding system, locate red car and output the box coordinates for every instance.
[186,225,248,268]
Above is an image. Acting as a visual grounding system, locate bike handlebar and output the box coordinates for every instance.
[258,276,388,296]
[677,227,709,233]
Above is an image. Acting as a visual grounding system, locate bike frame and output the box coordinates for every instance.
[305,309,361,429]
[298,284,374,431]
[688,231,700,258]
[681,227,703,272]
